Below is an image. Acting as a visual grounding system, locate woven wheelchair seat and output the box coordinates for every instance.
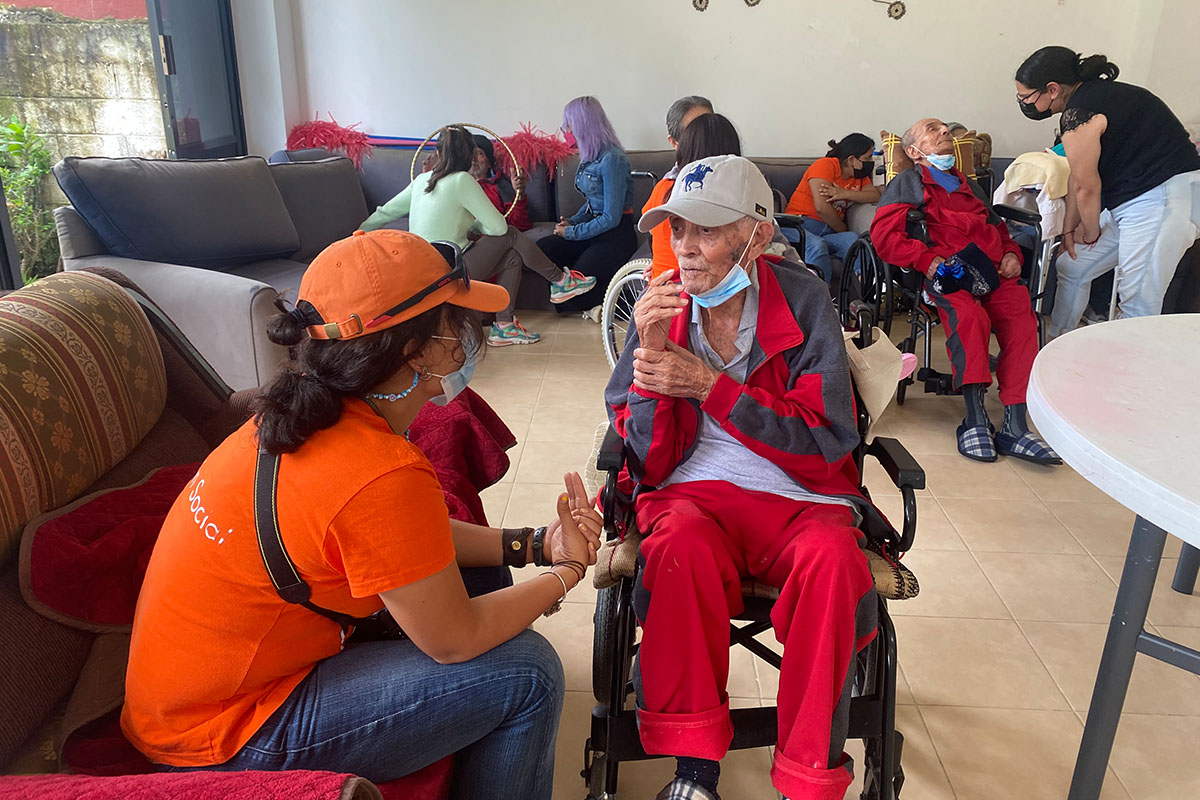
[593,531,919,601]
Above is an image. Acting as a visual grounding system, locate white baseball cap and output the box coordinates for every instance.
[638,154,774,233]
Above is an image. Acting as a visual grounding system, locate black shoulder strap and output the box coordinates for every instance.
[253,448,370,633]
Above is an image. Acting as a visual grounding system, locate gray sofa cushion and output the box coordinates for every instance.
[269,158,369,261]
[52,156,300,270]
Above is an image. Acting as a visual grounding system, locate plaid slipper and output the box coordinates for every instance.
[957,421,997,462]
[654,779,721,800]
[996,430,1062,465]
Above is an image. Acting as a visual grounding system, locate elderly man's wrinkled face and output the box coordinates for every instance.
[668,216,760,295]
[909,119,954,158]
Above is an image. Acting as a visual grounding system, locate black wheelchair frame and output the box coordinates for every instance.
[582,327,926,800]
[838,202,1050,405]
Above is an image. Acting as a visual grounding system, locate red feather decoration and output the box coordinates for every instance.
[494,122,576,177]
[286,114,374,168]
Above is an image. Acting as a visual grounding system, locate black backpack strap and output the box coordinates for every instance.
[253,448,367,634]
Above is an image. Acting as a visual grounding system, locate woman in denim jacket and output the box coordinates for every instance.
[538,96,638,315]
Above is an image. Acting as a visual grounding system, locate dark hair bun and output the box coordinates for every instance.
[1078,53,1119,81]
[266,298,305,347]
[827,139,839,149]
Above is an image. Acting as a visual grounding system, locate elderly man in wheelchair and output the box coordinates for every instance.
[600,155,912,800]
[869,118,1061,465]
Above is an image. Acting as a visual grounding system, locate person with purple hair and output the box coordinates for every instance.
[537,96,637,315]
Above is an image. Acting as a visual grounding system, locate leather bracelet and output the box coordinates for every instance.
[531,526,548,567]
[501,527,534,569]
[554,559,586,582]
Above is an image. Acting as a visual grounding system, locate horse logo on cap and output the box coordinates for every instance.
[683,163,714,192]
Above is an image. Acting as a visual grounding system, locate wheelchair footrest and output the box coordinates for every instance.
[916,367,958,396]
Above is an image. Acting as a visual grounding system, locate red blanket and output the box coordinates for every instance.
[0,770,385,799]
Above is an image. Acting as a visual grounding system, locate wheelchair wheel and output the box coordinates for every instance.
[592,582,626,703]
[601,259,651,370]
[840,237,895,336]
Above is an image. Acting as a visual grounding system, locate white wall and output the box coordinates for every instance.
[240,0,1186,158]
[231,0,304,155]
[1146,0,1200,131]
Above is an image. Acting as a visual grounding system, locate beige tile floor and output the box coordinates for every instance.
[473,310,1200,800]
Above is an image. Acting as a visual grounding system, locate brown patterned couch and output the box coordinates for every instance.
[0,268,247,775]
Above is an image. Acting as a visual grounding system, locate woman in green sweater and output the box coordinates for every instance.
[361,126,596,345]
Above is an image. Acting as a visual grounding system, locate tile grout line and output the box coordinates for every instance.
[909,703,961,800]
[928,491,1078,716]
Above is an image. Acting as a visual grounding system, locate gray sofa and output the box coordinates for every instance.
[52,148,859,391]
[54,154,372,390]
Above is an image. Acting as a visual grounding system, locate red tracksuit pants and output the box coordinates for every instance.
[632,481,878,800]
[927,276,1039,406]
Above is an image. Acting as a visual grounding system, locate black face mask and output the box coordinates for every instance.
[853,160,874,179]
[1020,99,1053,121]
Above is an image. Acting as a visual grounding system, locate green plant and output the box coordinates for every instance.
[1,116,60,280]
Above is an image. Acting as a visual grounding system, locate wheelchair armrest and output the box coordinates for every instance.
[993,203,1042,226]
[866,436,926,491]
[597,424,627,472]
[775,213,806,231]
[631,170,659,184]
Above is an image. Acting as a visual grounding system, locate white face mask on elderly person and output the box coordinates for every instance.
[669,218,764,308]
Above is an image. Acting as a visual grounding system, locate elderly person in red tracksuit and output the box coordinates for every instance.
[604,155,887,800]
[870,118,1060,465]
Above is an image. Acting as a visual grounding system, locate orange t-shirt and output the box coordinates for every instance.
[784,156,870,221]
[644,177,677,278]
[122,400,455,767]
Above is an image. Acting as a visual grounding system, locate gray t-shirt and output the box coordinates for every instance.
[660,270,856,515]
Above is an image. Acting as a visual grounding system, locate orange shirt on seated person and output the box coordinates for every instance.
[643,176,678,278]
[784,156,871,221]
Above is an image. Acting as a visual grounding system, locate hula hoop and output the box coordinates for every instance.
[411,123,523,219]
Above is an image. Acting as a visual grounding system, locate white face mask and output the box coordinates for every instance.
[917,148,957,172]
[428,333,476,406]
[690,221,761,309]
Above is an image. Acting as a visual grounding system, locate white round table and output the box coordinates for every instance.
[1029,314,1200,800]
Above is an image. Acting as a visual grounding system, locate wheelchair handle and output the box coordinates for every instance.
[993,203,1042,226]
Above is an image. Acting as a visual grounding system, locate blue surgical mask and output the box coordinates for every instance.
[919,149,957,172]
[690,223,759,309]
[430,334,477,406]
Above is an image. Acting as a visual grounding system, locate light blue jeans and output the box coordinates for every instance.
[165,630,564,800]
[782,217,861,285]
[1050,169,1200,337]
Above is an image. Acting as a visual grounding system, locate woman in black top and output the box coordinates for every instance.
[1015,46,1200,336]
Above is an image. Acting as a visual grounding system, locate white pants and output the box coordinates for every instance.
[1049,169,1200,337]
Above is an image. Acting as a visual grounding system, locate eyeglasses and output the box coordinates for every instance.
[1016,88,1043,103]
[365,241,469,330]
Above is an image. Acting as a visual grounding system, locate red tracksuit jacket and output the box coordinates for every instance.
[870,165,1023,275]
[604,256,892,540]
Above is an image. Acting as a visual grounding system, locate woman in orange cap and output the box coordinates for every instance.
[122,230,599,799]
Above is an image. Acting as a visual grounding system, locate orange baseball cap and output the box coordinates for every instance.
[298,229,508,340]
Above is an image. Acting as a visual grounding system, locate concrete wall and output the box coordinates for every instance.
[0,6,167,180]
[256,0,1176,159]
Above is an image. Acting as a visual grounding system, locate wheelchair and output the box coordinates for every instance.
[582,326,925,800]
[838,195,1053,405]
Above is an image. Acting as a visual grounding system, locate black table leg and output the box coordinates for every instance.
[1068,515,1167,800]
[1171,543,1199,595]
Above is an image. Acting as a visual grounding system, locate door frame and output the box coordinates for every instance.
[146,0,248,160]
[0,178,22,290]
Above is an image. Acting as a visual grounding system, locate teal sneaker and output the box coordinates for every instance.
[550,269,598,304]
[487,318,541,347]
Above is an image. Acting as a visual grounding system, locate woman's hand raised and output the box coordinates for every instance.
[543,472,601,582]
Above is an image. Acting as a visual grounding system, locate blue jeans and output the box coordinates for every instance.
[790,217,860,285]
[1049,169,1200,337]
[168,631,564,800]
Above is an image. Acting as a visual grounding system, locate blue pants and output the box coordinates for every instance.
[167,629,564,799]
[782,217,861,285]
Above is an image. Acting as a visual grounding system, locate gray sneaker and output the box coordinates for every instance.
[654,778,721,800]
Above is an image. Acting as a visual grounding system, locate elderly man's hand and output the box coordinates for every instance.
[633,341,718,399]
[632,268,686,352]
[998,252,1021,279]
